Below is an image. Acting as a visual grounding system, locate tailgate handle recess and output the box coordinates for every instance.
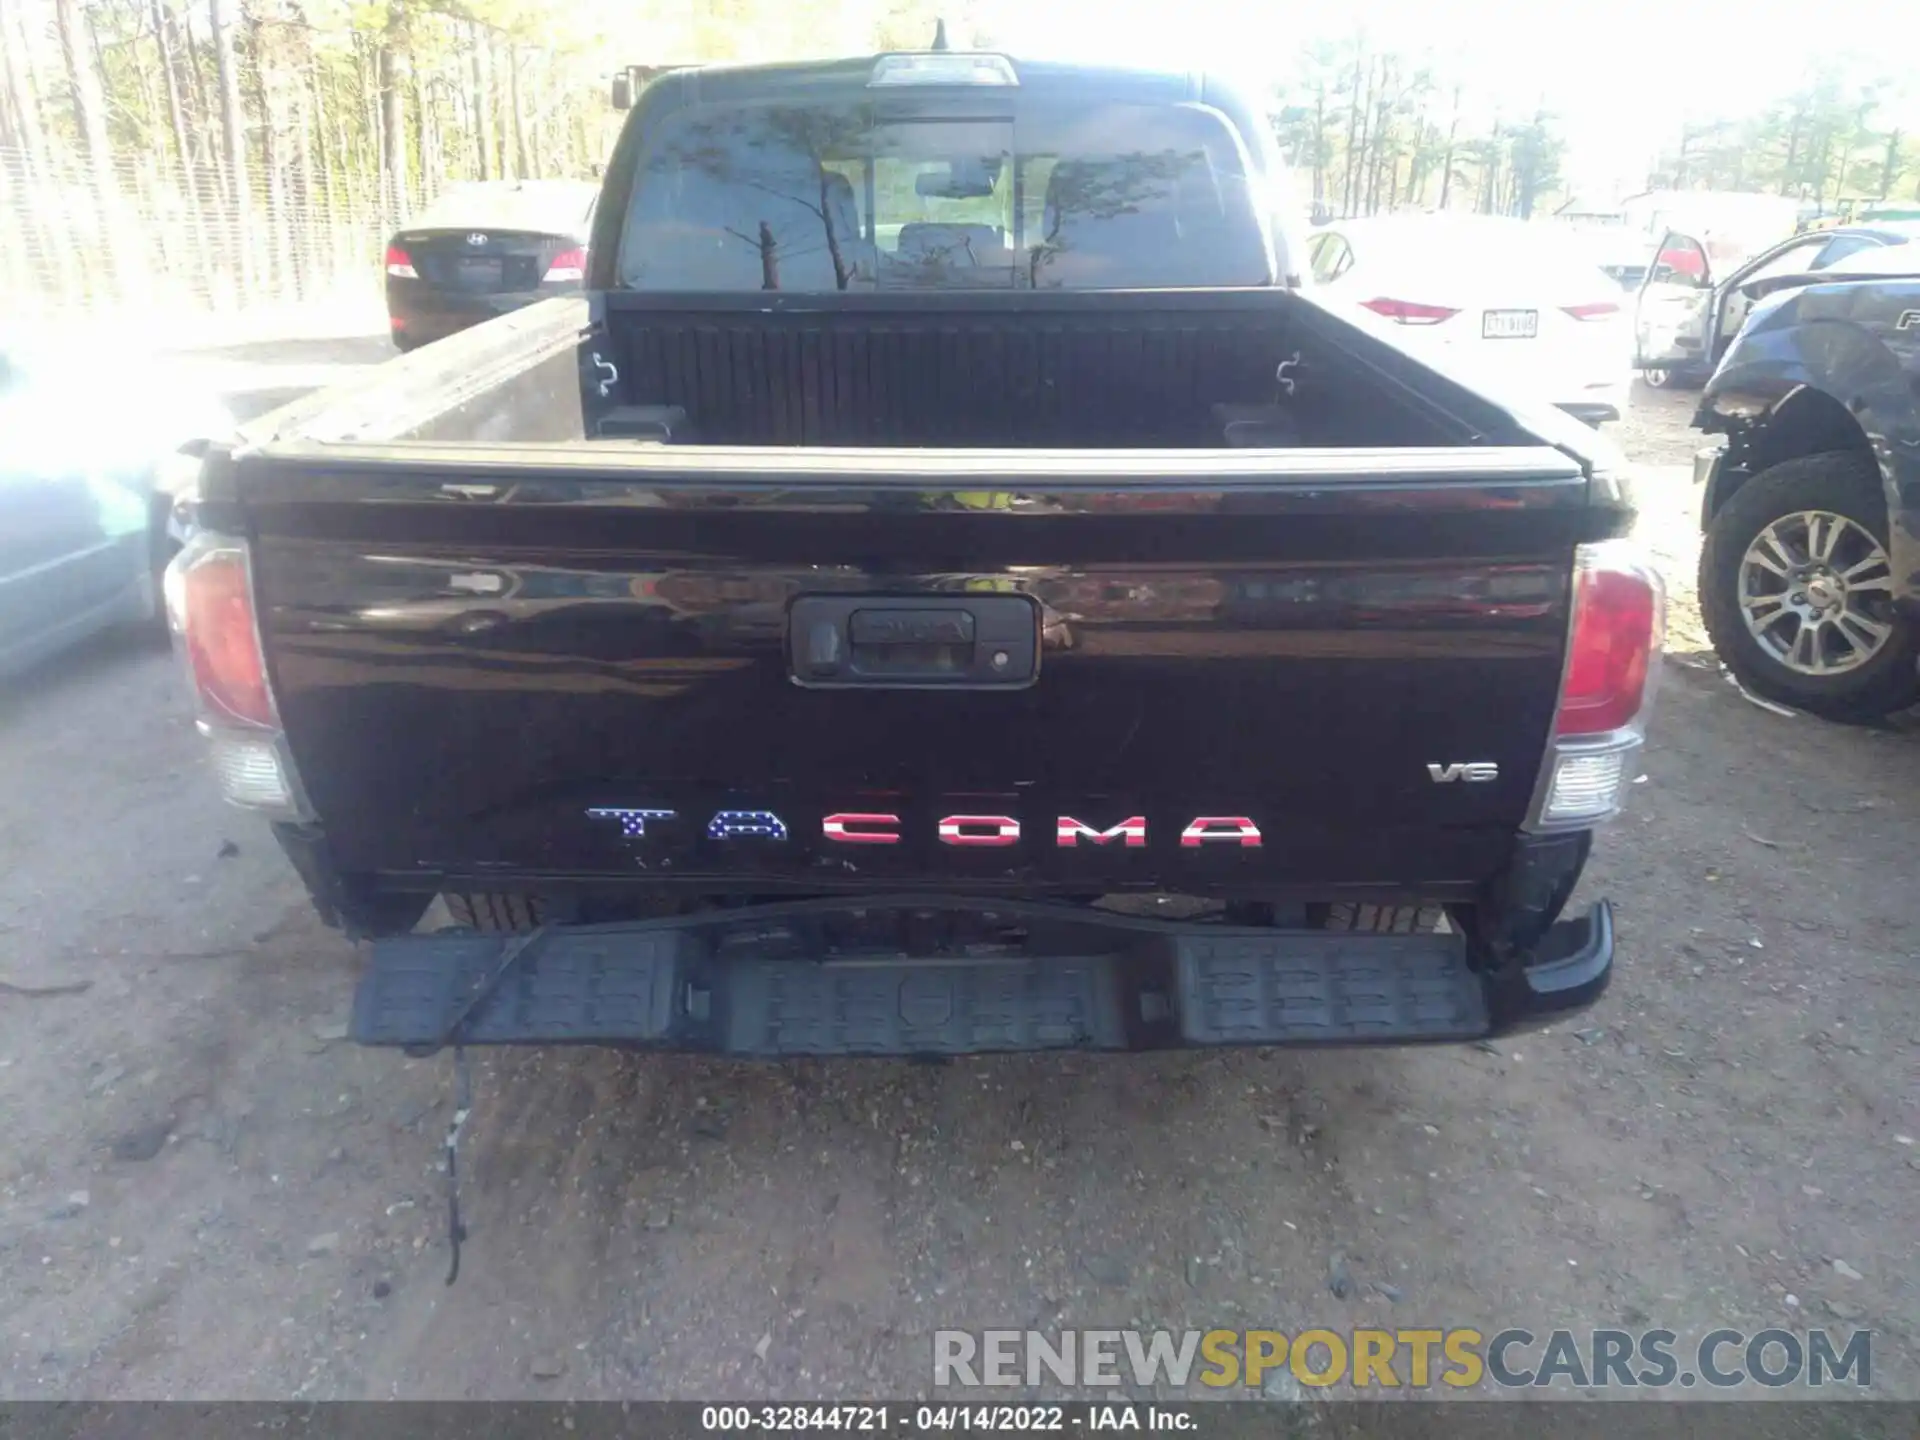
[789,595,1038,689]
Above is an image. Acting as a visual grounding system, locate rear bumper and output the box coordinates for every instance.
[385,285,559,342]
[350,895,1613,1056]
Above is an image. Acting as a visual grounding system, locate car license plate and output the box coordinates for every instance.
[453,256,502,287]
[1482,309,1538,339]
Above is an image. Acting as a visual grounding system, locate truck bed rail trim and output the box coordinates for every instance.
[245,441,1588,486]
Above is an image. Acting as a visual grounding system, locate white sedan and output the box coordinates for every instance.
[1305,215,1635,426]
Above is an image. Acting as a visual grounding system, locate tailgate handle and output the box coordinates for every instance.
[789,595,1038,689]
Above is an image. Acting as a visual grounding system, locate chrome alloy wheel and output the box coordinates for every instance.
[1738,509,1897,675]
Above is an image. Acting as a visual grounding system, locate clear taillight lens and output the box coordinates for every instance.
[1540,749,1631,825]
[385,244,417,279]
[207,732,301,811]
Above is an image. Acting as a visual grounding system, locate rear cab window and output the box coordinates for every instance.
[617,94,1274,292]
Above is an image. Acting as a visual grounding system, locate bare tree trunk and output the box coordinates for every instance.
[362,35,383,194]
[1357,59,1380,214]
[178,9,217,177]
[1438,93,1460,210]
[55,0,134,302]
[1,1,53,175]
[55,0,116,192]
[1340,43,1363,215]
[1778,111,1802,195]
[1309,78,1327,203]
[508,41,528,180]
[209,0,251,296]
[757,219,777,290]
[1480,119,1501,214]
[470,22,494,180]
[379,0,410,223]
[524,58,542,178]
[1366,59,1393,214]
[150,0,194,175]
[149,0,214,296]
[414,72,433,197]
[1,3,82,307]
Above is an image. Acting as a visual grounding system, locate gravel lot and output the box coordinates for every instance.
[0,381,1915,1401]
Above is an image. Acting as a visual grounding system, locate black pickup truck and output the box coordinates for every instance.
[1692,244,1920,722]
[169,49,1661,1058]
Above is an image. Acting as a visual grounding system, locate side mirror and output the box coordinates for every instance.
[610,72,633,110]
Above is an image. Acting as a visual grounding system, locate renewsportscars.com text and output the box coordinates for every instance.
[932,1328,1872,1391]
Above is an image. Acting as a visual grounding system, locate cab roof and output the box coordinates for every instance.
[644,53,1215,108]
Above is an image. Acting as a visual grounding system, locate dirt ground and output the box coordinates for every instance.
[0,382,1915,1401]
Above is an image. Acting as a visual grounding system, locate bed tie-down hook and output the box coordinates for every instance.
[1275,352,1303,400]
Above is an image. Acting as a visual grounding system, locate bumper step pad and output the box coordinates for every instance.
[351,899,1611,1055]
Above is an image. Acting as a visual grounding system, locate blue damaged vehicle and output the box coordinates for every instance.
[1692,243,1920,721]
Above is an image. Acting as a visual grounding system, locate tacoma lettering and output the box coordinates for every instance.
[1181,817,1263,848]
[588,807,1268,850]
[822,813,901,844]
[1057,816,1148,848]
[938,815,1021,847]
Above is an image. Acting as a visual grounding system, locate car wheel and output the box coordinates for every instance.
[1699,451,1920,723]
[134,493,182,635]
[1641,367,1674,388]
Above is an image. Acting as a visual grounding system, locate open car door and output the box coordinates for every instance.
[1633,230,1713,373]
[1711,231,1858,358]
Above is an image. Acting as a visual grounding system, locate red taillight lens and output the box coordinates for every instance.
[1556,545,1664,736]
[385,245,417,278]
[1562,301,1621,321]
[1361,297,1459,325]
[180,548,276,729]
[543,246,587,283]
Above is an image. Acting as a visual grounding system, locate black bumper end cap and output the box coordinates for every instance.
[1486,899,1614,1036]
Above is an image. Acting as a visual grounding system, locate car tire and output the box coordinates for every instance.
[131,493,181,635]
[1699,451,1920,723]
[443,892,545,931]
[1641,367,1701,391]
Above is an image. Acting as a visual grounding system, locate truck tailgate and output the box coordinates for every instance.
[241,444,1609,898]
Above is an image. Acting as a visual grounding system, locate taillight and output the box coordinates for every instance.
[385,245,417,279]
[1361,297,1459,326]
[1561,301,1621,321]
[543,246,586,283]
[1528,540,1665,830]
[1556,556,1662,736]
[176,545,274,728]
[165,535,311,817]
